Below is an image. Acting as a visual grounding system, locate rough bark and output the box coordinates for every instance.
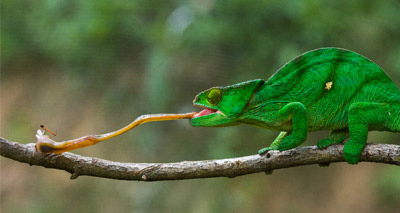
[1,137,399,181]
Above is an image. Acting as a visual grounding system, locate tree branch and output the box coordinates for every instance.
[1,137,399,181]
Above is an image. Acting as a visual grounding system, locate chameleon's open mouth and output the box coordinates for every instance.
[190,104,228,126]
[193,108,218,118]
[192,104,226,118]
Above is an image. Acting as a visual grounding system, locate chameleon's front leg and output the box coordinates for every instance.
[259,102,308,155]
[258,132,287,154]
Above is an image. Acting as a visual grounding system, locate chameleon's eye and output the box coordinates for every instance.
[207,88,222,105]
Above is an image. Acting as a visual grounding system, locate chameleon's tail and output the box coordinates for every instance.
[36,112,197,154]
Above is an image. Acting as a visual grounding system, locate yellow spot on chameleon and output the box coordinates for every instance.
[325,82,333,90]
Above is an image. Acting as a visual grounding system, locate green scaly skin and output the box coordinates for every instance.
[190,48,400,165]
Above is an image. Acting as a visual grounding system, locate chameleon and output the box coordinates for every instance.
[189,47,400,164]
[36,47,399,165]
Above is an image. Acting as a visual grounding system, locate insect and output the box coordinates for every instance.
[40,125,57,136]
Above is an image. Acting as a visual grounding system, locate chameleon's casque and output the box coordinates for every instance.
[190,47,400,164]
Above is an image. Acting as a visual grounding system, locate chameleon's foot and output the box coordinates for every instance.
[317,138,335,149]
[317,129,349,149]
[276,134,306,151]
[343,141,365,165]
[258,147,273,155]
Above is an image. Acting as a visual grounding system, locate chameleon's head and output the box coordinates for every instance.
[190,79,264,127]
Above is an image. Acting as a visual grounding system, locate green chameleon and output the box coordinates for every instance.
[190,47,400,164]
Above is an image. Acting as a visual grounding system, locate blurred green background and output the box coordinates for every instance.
[2,0,400,212]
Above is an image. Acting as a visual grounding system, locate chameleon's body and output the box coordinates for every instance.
[190,48,400,164]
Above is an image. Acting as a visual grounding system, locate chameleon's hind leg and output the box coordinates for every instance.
[317,129,349,149]
[259,102,308,155]
[344,102,393,164]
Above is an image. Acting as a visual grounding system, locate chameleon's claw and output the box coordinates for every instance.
[258,147,272,155]
[343,141,364,165]
[317,138,333,149]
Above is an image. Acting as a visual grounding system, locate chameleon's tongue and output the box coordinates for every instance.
[193,108,217,118]
[36,112,197,153]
